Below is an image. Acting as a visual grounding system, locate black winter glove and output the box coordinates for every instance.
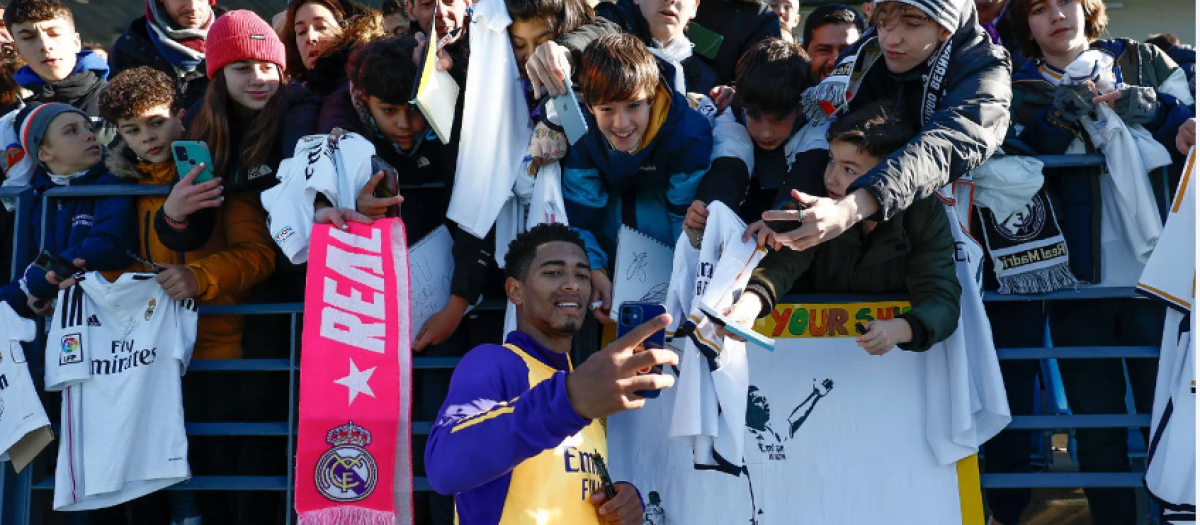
[1052,82,1096,123]
[1111,85,1160,126]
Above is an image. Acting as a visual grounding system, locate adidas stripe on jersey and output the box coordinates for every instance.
[45,272,197,511]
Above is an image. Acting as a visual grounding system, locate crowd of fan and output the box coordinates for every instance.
[0,0,1193,523]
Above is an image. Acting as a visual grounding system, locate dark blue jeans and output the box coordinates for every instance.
[1048,298,1162,525]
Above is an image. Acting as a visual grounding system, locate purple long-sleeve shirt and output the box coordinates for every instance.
[424,331,594,523]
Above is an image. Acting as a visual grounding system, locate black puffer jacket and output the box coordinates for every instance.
[559,0,777,86]
[840,2,1012,220]
[107,10,226,111]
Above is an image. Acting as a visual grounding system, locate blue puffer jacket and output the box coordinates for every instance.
[13,51,110,116]
[1010,38,1195,283]
[0,163,136,316]
[562,61,713,270]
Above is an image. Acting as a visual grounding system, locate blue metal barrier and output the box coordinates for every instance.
[0,151,1177,523]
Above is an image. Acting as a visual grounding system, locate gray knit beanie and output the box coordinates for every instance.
[15,102,91,169]
[875,0,965,32]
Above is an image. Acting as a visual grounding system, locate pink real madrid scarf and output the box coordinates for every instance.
[296,219,414,525]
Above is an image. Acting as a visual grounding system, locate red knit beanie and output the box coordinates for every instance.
[205,10,287,78]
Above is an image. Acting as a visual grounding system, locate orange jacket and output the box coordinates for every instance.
[103,147,275,359]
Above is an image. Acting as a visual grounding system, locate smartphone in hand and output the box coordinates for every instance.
[172,141,216,186]
[33,250,76,278]
[616,302,668,398]
[765,199,806,235]
[552,89,589,146]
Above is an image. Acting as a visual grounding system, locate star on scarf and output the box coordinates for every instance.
[335,359,377,405]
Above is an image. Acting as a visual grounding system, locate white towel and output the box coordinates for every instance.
[446,0,535,239]
[1063,50,1168,263]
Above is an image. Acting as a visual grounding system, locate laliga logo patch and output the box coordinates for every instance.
[145,298,157,321]
[315,421,379,502]
[60,333,83,365]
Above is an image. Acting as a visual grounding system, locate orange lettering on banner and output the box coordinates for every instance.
[753,302,912,339]
[769,308,792,338]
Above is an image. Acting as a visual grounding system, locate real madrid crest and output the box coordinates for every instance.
[144,298,156,321]
[315,421,379,502]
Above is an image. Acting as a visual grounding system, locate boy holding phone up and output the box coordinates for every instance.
[0,102,134,318]
[723,102,962,355]
[561,34,712,323]
[97,66,275,361]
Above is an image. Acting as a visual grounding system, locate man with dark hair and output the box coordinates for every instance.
[108,0,220,112]
[801,3,863,81]
[381,0,408,35]
[426,223,675,525]
[5,0,107,114]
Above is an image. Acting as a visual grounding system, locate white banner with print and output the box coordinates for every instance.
[609,301,970,525]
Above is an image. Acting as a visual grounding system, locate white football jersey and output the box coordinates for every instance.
[45,272,197,511]
[1140,149,1196,520]
[664,201,766,472]
[0,302,52,466]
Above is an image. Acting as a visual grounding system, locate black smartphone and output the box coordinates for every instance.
[592,452,619,500]
[766,199,806,234]
[33,250,75,278]
[370,155,401,217]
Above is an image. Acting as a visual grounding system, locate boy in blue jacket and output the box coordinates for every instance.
[562,33,712,323]
[0,102,134,317]
[6,0,109,115]
[426,223,677,524]
[1003,0,1195,524]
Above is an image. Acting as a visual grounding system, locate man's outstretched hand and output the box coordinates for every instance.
[566,313,678,420]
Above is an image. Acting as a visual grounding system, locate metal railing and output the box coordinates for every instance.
[0,153,1175,522]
